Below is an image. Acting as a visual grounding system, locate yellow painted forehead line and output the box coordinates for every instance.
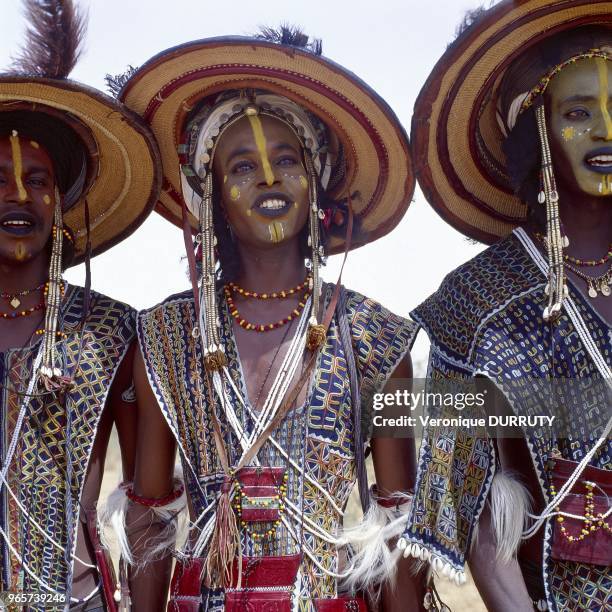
[247,113,275,187]
[9,130,28,202]
[596,58,612,139]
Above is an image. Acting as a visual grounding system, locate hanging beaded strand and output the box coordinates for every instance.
[38,187,69,390]
[535,104,567,321]
[199,172,227,372]
[304,154,326,350]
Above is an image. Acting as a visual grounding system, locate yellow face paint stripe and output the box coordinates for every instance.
[597,58,612,140]
[269,221,284,243]
[15,242,27,261]
[9,130,28,202]
[247,115,275,186]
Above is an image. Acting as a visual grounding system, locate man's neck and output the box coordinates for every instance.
[234,240,308,292]
[558,191,612,259]
[0,253,49,295]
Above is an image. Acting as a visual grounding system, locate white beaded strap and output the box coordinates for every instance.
[0,345,43,485]
[514,227,612,537]
[0,470,95,568]
[239,402,344,516]
[0,521,96,604]
[280,515,344,579]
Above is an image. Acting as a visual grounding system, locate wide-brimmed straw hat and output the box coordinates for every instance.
[0,81,162,264]
[118,34,414,254]
[412,0,612,244]
[0,1,161,265]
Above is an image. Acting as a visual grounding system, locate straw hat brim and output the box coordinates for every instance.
[412,0,612,245]
[0,77,162,265]
[120,36,414,254]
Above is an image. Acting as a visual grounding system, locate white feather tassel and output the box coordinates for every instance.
[99,471,188,567]
[99,482,133,562]
[489,470,531,563]
[338,492,412,602]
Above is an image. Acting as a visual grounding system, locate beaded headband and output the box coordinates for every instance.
[183,97,330,370]
[179,92,331,219]
[500,48,612,135]
[519,48,611,113]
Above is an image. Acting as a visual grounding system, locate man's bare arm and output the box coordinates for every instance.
[469,501,533,612]
[371,355,426,612]
[128,346,178,611]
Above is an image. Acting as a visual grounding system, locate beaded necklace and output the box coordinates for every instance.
[224,286,312,332]
[535,233,612,267]
[0,281,45,310]
[534,233,612,298]
[227,274,312,299]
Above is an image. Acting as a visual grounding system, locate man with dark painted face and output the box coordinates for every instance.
[0,1,160,609]
[105,27,425,612]
[398,2,611,611]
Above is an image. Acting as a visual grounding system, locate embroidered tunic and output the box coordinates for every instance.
[138,286,415,611]
[0,285,136,605]
[401,232,611,612]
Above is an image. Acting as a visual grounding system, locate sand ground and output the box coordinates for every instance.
[100,429,486,611]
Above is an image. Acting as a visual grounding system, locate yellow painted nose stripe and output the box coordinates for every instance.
[248,115,275,186]
[9,130,28,202]
[597,59,612,140]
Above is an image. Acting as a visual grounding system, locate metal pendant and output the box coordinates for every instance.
[588,285,598,299]
[9,297,21,309]
[601,283,611,297]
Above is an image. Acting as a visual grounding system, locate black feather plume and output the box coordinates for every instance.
[255,24,322,56]
[11,0,86,79]
[453,1,496,41]
[105,65,139,98]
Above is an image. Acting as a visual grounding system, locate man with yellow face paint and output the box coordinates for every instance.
[0,1,160,609]
[104,25,425,612]
[399,2,611,611]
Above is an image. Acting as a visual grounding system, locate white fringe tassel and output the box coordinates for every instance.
[338,493,412,602]
[398,470,531,585]
[398,539,467,587]
[489,470,531,564]
[99,471,188,567]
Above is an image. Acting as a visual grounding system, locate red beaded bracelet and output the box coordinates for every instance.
[371,485,413,509]
[126,485,184,507]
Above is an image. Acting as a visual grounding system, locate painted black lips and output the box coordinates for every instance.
[0,210,38,236]
[252,192,292,218]
[584,146,612,175]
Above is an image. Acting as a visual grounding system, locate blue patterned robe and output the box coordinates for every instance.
[0,285,135,607]
[138,286,416,611]
[401,232,611,611]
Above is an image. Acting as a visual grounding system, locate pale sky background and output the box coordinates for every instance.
[0,0,485,371]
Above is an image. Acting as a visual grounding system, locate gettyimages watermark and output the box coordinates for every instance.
[369,377,611,439]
